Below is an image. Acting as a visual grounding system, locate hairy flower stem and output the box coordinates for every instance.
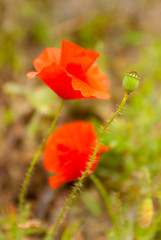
[46,92,129,240]
[18,98,64,215]
[89,174,121,237]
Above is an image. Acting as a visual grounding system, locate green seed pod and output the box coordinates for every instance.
[123,71,140,93]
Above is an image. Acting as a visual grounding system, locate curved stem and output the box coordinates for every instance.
[89,174,115,222]
[90,174,121,237]
[101,93,129,134]
[45,93,129,240]
[18,98,64,215]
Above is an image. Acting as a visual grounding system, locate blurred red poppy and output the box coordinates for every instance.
[43,121,110,189]
[27,40,110,100]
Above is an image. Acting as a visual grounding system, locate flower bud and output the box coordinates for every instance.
[123,71,140,93]
[139,198,154,228]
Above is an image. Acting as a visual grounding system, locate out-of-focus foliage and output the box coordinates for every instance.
[1,0,161,239]
[0,204,43,240]
[81,191,101,217]
[60,221,81,240]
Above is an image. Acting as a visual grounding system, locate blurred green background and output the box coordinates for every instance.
[0,0,161,239]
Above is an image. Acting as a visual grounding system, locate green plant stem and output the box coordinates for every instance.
[45,92,129,240]
[18,98,64,215]
[89,174,120,236]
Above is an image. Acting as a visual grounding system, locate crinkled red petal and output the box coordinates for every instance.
[72,76,111,99]
[60,40,100,74]
[43,121,97,172]
[85,63,110,92]
[36,63,84,99]
[26,71,37,79]
[43,121,110,189]
[48,175,67,190]
[33,47,61,72]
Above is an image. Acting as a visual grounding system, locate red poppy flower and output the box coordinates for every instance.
[27,40,110,100]
[43,121,110,189]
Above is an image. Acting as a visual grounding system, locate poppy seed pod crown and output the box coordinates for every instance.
[123,71,140,94]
